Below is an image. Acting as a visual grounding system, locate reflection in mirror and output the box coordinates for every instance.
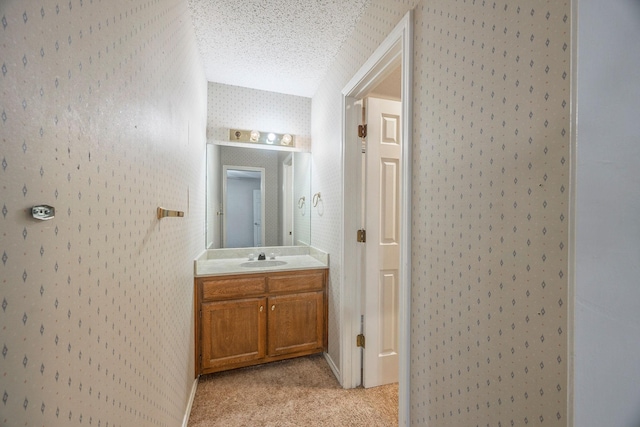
[222,166,265,248]
[292,150,311,245]
[206,144,311,249]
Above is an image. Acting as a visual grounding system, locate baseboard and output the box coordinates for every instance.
[323,352,342,386]
[182,376,199,427]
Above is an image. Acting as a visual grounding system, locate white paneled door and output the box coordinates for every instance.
[363,97,402,388]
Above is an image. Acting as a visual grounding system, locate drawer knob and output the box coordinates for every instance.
[271,305,275,311]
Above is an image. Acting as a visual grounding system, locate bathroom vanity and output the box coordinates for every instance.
[194,247,328,375]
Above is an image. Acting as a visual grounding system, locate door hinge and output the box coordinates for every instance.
[358,124,367,138]
[357,229,366,243]
[356,334,365,348]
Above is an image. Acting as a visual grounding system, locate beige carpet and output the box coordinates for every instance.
[187,354,398,427]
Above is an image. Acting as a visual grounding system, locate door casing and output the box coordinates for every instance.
[340,10,413,426]
[282,154,294,246]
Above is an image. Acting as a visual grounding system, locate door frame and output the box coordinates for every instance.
[340,10,413,425]
[281,153,294,246]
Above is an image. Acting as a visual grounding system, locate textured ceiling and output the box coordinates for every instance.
[188,0,370,98]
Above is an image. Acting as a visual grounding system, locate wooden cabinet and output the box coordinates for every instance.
[201,297,266,370]
[267,291,324,356]
[195,268,327,375]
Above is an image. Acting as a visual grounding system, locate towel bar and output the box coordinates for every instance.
[157,207,184,219]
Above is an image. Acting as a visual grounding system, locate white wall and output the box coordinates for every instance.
[575,0,640,426]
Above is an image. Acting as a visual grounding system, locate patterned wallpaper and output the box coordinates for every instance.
[206,82,311,149]
[410,0,570,425]
[0,1,207,426]
[311,0,571,425]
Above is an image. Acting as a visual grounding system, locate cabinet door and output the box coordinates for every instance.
[201,297,266,370]
[267,291,324,356]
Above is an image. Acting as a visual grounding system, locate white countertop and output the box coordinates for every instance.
[194,246,329,277]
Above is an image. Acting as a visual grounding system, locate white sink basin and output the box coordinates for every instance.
[240,260,288,268]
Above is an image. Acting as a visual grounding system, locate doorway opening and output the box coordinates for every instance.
[340,10,413,425]
[222,165,266,248]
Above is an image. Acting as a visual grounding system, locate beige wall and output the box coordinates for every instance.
[0,0,207,425]
[311,0,571,425]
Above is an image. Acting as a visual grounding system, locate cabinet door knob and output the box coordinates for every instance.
[271,305,275,311]
[260,305,264,312]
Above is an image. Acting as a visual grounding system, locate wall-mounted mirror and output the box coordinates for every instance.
[206,144,311,249]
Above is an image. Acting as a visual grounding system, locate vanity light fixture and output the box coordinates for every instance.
[229,129,295,148]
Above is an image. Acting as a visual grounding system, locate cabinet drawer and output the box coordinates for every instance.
[268,271,325,293]
[201,276,266,301]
